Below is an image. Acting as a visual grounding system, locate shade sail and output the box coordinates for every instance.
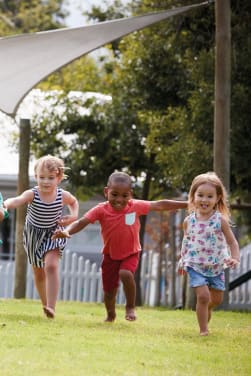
[0,1,211,116]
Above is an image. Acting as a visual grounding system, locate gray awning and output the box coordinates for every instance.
[0,1,211,116]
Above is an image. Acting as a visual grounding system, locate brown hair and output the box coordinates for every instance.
[188,171,230,219]
[107,171,132,188]
[34,155,66,180]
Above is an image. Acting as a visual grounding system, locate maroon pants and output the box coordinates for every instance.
[102,252,139,292]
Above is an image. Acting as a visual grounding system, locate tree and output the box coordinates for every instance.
[28,0,216,305]
[14,119,30,298]
[5,0,251,302]
[38,56,108,94]
[0,0,66,35]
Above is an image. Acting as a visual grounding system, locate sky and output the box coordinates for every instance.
[63,0,99,27]
[63,0,129,27]
[0,0,125,176]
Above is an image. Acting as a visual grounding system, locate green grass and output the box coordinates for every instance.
[0,299,250,376]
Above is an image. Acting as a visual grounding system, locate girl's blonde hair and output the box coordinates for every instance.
[188,171,230,220]
[34,155,67,180]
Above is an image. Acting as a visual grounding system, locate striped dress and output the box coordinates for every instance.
[23,187,67,267]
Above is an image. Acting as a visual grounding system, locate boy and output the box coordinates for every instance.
[53,171,187,322]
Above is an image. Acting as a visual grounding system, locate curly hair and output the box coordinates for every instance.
[34,155,67,180]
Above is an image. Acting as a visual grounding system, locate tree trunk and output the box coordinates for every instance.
[214,0,231,308]
[14,119,30,298]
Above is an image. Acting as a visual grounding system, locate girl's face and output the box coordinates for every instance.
[104,182,132,211]
[36,167,60,193]
[193,183,219,216]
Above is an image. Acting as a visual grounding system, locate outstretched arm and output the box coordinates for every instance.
[149,199,187,212]
[58,191,79,226]
[4,190,34,210]
[221,217,240,268]
[52,216,91,239]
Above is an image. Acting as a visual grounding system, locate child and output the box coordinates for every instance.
[4,155,79,318]
[52,171,187,322]
[0,192,9,245]
[0,192,8,222]
[178,172,240,336]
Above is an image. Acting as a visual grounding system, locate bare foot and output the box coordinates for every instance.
[125,307,136,321]
[200,331,209,336]
[43,306,55,319]
[104,311,116,322]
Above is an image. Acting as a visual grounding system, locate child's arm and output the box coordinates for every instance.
[178,218,188,275]
[0,209,4,222]
[52,216,91,239]
[149,199,187,211]
[221,217,240,268]
[58,191,79,226]
[4,190,34,210]
[0,192,8,221]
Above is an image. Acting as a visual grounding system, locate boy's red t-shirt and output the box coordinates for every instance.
[84,199,150,260]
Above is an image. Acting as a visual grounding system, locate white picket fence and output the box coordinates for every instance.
[0,246,250,310]
[228,243,251,310]
[0,249,181,306]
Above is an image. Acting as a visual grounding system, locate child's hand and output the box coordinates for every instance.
[58,215,77,227]
[178,268,186,276]
[225,258,240,269]
[177,257,186,275]
[52,229,71,240]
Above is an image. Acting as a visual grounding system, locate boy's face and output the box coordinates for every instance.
[104,182,132,211]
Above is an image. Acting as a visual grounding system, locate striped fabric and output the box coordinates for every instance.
[23,187,66,267]
[27,187,63,228]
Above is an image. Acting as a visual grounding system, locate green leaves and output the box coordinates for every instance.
[3,0,250,205]
[0,0,66,35]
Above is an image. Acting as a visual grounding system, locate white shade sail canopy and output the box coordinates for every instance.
[0,1,211,116]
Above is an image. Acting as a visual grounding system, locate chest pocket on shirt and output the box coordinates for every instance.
[125,212,136,225]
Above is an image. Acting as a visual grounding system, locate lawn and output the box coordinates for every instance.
[0,299,250,376]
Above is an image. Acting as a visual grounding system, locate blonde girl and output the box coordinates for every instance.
[178,172,240,336]
[4,155,79,318]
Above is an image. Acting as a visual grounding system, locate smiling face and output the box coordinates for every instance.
[193,183,219,219]
[104,181,132,211]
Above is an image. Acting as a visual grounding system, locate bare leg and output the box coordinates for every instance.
[104,289,117,322]
[43,249,60,318]
[33,266,47,307]
[119,269,136,321]
[208,288,224,322]
[195,285,210,335]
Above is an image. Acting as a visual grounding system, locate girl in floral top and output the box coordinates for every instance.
[178,172,240,336]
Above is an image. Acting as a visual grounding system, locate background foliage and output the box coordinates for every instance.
[1,0,251,238]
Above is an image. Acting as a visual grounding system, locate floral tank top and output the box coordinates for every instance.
[178,211,230,276]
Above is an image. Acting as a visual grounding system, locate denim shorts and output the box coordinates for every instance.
[187,267,225,291]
